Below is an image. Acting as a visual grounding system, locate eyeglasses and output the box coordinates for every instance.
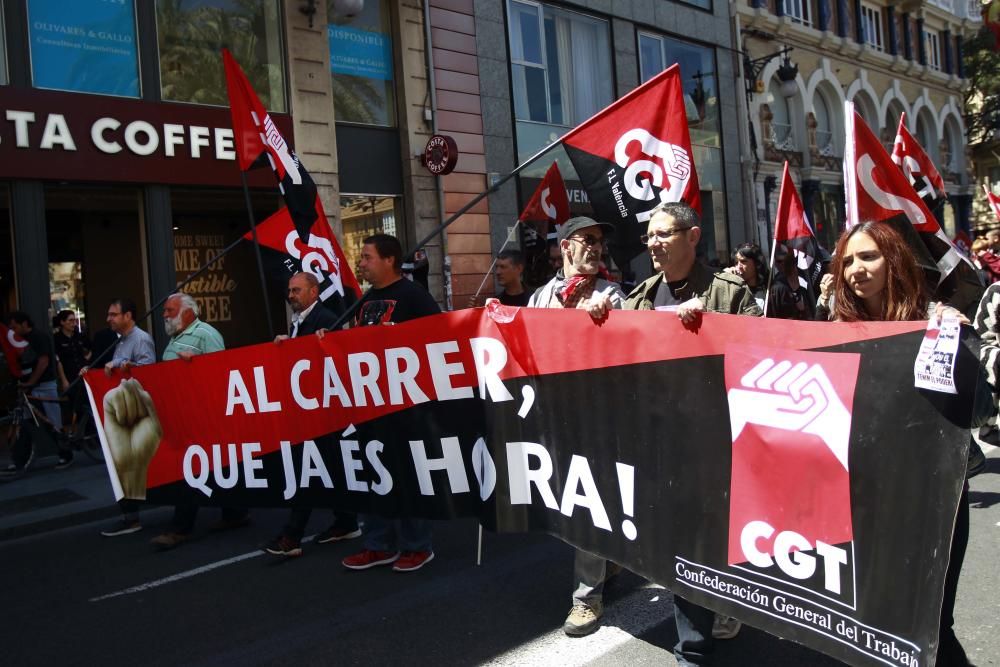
[568,235,605,248]
[641,227,692,245]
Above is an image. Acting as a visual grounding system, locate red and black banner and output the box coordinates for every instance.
[562,65,701,266]
[845,104,982,313]
[223,48,361,314]
[891,112,946,212]
[83,308,975,667]
[986,185,1000,225]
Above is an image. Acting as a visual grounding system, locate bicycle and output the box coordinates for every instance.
[0,386,104,475]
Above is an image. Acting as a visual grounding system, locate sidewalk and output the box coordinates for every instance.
[0,453,121,541]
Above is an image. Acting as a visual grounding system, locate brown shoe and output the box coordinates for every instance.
[151,532,189,551]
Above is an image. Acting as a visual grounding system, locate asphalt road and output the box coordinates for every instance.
[2,454,999,666]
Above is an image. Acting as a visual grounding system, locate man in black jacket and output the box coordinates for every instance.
[263,272,361,557]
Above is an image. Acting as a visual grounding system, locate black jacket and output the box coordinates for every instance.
[292,302,339,337]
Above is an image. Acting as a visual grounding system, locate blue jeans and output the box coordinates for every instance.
[361,514,432,552]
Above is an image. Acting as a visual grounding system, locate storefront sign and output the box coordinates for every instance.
[328,25,393,80]
[27,0,140,98]
[0,88,293,187]
[422,134,458,175]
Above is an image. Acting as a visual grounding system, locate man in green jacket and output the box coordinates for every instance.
[625,203,761,320]
[625,202,759,665]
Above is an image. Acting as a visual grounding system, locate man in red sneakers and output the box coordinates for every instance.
[340,234,441,573]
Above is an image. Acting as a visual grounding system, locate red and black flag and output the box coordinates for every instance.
[0,323,27,377]
[519,161,571,238]
[891,112,947,213]
[769,162,828,316]
[986,185,1000,224]
[985,0,1000,50]
[223,49,361,314]
[844,103,982,312]
[562,64,700,264]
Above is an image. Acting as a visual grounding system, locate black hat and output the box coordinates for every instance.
[557,216,615,244]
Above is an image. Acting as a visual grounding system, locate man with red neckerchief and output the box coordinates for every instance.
[528,215,626,636]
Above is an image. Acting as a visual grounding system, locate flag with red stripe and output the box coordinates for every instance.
[519,162,571,237]
[891,112,946,212]
[844,103,982,311]
[562,64,700,265]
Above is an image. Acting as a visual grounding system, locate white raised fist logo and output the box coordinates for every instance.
[727,358,851,470]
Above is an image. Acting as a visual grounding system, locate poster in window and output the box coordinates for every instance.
[27,0,139,97]
[329,25,393,81]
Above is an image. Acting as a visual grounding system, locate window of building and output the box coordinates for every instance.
[678,0,711,9]
[639,31,727,264]
[813,89,835,155]
[27,0,140,97]
[508,1,613,128]
[924,29,941,71]
[766,79,795,150]
[329,0,396,126]
[156,0,286,111]
[783,0,812,27]
[860,4,884,52]
[916,110,939,165]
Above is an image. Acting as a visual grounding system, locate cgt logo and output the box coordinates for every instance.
[725,346,860,604]
[613,128,692,222]
[283,230,346,302]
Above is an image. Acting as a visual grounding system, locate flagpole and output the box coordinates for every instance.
[324,140,566,332]
[240,171,277,341]
[470,220,522,304]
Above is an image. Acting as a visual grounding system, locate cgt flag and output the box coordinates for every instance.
[518,162,571,237]
[771,162,828,311]
[986,185,1000,224]
[844,103,982,312]
[562,64,700,265]
[0,323,28,377]
[223,48,361,314]
[891,112,946,212]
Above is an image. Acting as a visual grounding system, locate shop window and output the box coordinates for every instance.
[27,0,140,97]
[329,0,396,126]
[44,185,148,340]
[638,31,727,264]
[171,188,286,349]
[339,195,401,287]
[860,4,884,52]
[156,0,286,111]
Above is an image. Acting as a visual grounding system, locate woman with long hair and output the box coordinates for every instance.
[831,221,971,666]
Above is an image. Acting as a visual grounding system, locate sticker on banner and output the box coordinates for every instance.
[913,315,959,394]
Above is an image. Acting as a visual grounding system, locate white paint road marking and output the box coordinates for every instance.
[482,584,672,667]
[89,535,317,603]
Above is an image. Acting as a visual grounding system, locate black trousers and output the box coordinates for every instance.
[937,485,971,667]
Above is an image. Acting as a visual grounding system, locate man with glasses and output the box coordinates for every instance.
[528,216,626,636]
[625,202,759,665]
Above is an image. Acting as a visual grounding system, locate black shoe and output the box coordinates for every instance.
[55,454,74,470]
[316,525,362,544]
[0,463,27,479]
[263,534,302,557]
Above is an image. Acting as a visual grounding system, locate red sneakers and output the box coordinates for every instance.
[341,549,400,570]
[392,551,435,572]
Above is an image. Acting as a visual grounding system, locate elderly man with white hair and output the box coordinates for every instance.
[152,292,247,549]
[161,292,224,361]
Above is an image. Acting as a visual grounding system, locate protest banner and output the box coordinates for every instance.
[83,307,975,667]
